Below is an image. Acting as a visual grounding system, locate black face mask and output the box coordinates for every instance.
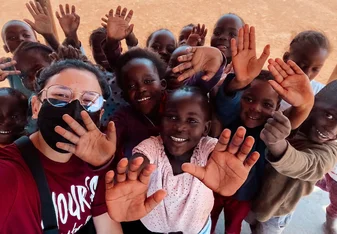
[37,100,101,153]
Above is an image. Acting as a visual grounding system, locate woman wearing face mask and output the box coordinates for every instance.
[0,59,123,234]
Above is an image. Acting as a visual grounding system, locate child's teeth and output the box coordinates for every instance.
[317,129,328,138]
[0,130,11,134]
[248,116,258,120]
[138,97,150,102]
[171,136,187,142]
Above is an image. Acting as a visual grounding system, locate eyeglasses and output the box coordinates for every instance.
[38,84,105,113]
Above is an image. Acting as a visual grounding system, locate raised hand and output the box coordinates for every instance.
[182,127,260,196]
[101,6,134,41]
[186,24,207,46]
[267,58,314,108]
[231,24,270,89]
[105,157,167,222]
[56,4,80,37]
[25,1,53,35]
[172,46,224,81]
[54,111,117,166]
[260,111,291,158]
[0,58,21,82]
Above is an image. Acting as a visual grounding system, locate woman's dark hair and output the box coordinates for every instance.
[169,86,212,121]
[115,47,167,91]
[289,30,331,53]
[146,28,176,47]
[35,59,111,99]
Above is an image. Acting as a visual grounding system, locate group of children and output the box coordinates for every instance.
[1,2,337,234]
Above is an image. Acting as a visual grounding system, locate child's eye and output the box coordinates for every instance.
[144,79,154,85]
[243,96,253,103]
[264,102,274,109]
[23,34,31,38]
[151,45,160,51]
[229,32,237,38]
[8,36,18,41]
[325,112,334,120]
[167,115,177,121]
[128,84,136,90]
[187,118,198,124]
[213,31,221,37]
[312,67,320,72]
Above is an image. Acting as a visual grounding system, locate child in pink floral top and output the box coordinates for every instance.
[132,87,216,233]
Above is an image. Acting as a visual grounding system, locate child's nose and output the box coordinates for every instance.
[174,122,187,132]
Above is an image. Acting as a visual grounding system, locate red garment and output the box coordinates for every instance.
[317,174,337,218]
[211,193,251,234]
[0,143,107,234]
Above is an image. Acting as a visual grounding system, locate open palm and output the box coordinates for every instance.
[102,6,134,41]
[105,157,166,222]
[56,4,80,37]
[267,58,314,107]
[231,24,270,85]
[182,127,260,196]
[54,111,116,166]
[25,1,53,35]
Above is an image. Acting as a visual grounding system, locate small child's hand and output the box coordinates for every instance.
[105,157,167,222]
[267,58,314,108]
[182,127,260,196]
[56,4,80,38]
[24,1,53,35]
[173,46,223,81]
[186,24,207,46]
[260,111,291,145]
[231,25,270,90]
[102,6,134,41]
[260,111,291,158]
[0,58,21,82]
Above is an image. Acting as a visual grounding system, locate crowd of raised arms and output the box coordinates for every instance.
[0,1,337,234]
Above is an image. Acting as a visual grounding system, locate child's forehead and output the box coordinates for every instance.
[215,15,243,28]
[0,93,24,108]
[152,30,175,41]
[2,21,34,36]
[245,80,279,100]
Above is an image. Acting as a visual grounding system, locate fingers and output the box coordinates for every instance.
[269,58,291,78]
[115,6,121,17]
[268,80,286,97]
[139,164,156,185]
[24,19,35,29]
[181,163,206,181]
[62,114,87,136]
[236,136,255,162]
[81,111,98,131]
[202,70,216,81]
[29,1,39,14]
[128,157,144,181]
[121,7,127,18]
[272,111,291,129]
[106,121,117,143]
[237,27,244,52]
[126,24,134,35]
[231,38,238,57]
[243,24,250,50]
[55,11,61,20]
[26,2,36,16]
[56,142,75,153]
[125,10,133,22]
[71,5,76,14]
[116,158,128,182]
[287,60,305,75]
[267,62,284,84]
[249,26,256,50]
[173,60,192,73]
[105,170,115,190]
[101,17,108,23]
[144,189,167,214]
[244,152,260,170]
[214,128,231,152]
[0,59,17,69]
[227,126,246,155]
[0,70,21,81]
[257,44,270,67]
[108,9,113,17]
[35,1,44,14]
[177,67,195,82]
[65,4,70,14]
[54,125,80,144]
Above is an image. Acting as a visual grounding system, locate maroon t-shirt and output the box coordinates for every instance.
[0,143,107,234]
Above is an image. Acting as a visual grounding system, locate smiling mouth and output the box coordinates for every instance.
[248,115,260,120]
[316,129,329,139]
[170,136,188,142]
[137,97,151,102]
[0,130,12,134]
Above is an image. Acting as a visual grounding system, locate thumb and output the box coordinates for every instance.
[144,189,167,214]
[105,170,115,190]
[106,121,116,143]
[24,19,36,30]
[257,44,270,67]
[182,163,206,181]
[126,24,134,36]
[201,70,216,81]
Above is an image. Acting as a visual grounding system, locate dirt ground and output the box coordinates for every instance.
[1,0,337,88]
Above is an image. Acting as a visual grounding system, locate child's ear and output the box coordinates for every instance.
[283,52,290,62]
[203,120,212,136]
[160,79,167,90]
[31,95,41,119]
[3,45,9,53]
